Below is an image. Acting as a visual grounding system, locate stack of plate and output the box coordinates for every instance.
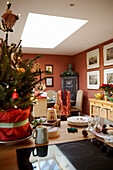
[67,116,89,126]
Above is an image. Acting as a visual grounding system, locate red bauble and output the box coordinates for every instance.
[12,89,18,99]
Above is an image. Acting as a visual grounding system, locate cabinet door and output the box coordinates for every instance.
[61,76,79,100]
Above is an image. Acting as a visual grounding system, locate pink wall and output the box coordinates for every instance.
[23,38,113,115]
[73,39,113,115]
[23,53,73,92]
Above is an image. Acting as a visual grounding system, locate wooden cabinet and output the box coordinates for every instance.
[89,98,113,120]
[61,76,79,101]
[108,110,113,121]
[100,108,108,119]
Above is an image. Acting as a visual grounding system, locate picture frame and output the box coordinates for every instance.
[86,48,99,69]
[104,68,113,84]
[45,65,53,74]
[87,70,100,89]
[103,42,113,66]
[45,77,54,87]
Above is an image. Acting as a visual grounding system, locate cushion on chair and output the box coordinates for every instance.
[70,90,83,112]
[45,90,55,99]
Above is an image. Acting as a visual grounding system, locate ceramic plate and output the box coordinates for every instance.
[0,135,32,145]
[67,116,89,126]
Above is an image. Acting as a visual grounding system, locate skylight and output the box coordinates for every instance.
[21,13,88,49]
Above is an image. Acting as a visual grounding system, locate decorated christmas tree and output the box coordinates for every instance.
[0,2,45,112]
[0,2,47,141]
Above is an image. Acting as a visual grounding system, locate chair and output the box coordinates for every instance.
[46,90,56,100]
[70,90,83,115]
[55,92,59,104]
[32,93,47,118]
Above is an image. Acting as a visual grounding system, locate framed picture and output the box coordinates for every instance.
[104,68,113,84]
[86,48,99,69]
[45,65,53,74]
[103,42,113,66]
[87,70,100,89]
[45,77,54,87]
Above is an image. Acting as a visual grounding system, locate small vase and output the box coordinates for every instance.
[104,96,108,101]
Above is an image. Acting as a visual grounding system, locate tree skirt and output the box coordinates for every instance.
[0,108,32,141]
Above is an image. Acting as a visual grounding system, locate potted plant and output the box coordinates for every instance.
[99,84,113,101]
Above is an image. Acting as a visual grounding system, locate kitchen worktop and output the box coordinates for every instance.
[0,121,112,170]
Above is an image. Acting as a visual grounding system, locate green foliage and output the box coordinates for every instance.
[0,2,47,112]
[0,38,45,111]
[60,70,79,77]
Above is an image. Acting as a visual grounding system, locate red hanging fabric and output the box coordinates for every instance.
[58,90,71,115]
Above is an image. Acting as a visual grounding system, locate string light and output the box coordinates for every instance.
[6,85,9,88]
[35,98,38,104]
[14,105,17,108]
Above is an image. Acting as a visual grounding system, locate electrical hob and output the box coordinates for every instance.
[16,138,113,170]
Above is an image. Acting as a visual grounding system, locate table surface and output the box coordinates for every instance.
[0,121,112,170]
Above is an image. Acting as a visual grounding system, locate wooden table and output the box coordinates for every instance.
[0,121,110,170]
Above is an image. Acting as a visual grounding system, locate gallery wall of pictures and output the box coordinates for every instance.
[86,41,113,89]
[45,65,54,87]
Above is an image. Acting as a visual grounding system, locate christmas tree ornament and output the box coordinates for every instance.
[12,89,19,99]
[19,67,25,73]
[17,67,25,73]
[30,97,34,101]
[35,83,46,91]
[9,44,15,50]
[31,67,35,73]
[1,2,19,32]
[11,52,16,63]
[32,88,35,92]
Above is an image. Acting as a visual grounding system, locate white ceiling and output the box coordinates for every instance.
[0,0,113,56]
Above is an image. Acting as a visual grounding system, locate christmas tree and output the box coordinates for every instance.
[0,2,45,112]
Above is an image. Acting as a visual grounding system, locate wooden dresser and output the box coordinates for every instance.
[89,98,113,121]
